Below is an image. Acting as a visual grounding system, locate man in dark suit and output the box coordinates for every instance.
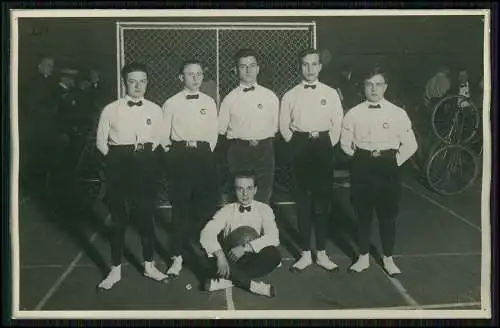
[20,56,59,194]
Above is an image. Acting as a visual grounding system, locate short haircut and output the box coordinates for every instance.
[234,48,259,66]
[178,59,204,75]
[362,65,389,84]
[233,170,258,187]
[121,62,148,84]
[298,48,322,65]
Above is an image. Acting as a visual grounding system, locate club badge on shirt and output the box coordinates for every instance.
[321,98,327,105]
[200,108,207,115]
[257,103,263,109]
[146,118,152,125]
[383,122,389,129]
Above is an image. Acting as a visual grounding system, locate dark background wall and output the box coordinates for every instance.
[18,14,485,106]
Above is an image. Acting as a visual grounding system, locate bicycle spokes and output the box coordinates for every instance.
[426,144,479,195]
[432,95,480,145]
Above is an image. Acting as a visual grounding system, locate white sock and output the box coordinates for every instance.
[144,261,169,281]
[166,256,183,276]
[349,253,370,272]
[249,280,274,297]
[383,256,401,275]
[316,250,339,270]
[98,265,121,290]
[207,278,233,291]
[292,250,313,270]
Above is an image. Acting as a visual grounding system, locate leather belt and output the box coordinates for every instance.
[109,143,153,152]
[357,148,397,158]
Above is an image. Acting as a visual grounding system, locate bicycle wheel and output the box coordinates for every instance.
[76,141,106,201]
[431,95,480,145]
[425,144,479,196]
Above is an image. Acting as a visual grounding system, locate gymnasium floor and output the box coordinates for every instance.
[15,166,487,317]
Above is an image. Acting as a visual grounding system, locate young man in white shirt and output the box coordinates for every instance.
[160,60,219,278]
[199,171,282,297]
[96,62,168,290]
[280,48,344,272]
[340,66,418,276]
[218,48,280,204]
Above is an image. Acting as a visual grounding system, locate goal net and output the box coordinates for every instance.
[116,22,316,107]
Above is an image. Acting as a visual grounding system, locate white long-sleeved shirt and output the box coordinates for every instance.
[199,200,280,257]
[96,96,163,156]
[218,83,279,140]
[161,89,219,152]
[161,89,218,151]
[280,80,344,146]
[340,99,418,166]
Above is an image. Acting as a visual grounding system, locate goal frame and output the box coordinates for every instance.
[116,21,316,105]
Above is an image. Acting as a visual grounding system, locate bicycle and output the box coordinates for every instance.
[75,133,106,202]
[44,122,106,203]
[421,94,482,196]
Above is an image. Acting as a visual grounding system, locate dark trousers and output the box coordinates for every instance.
[105,144,159,266]
[200,246,281,290]
[290,132,334,251]
[350,149,401,256]
[227,138,275,204]
[169,142,219,257]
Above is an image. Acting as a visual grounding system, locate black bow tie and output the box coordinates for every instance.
[239,205,251,213]
[368,104,381,109]
[127,100,143,107]
[243,86,255,92]
[186,94,199,100]
[304,84,317,89]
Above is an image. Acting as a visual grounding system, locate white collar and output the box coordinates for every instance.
[366,98,387,108]
[236,200,255,208]
[301,80,319,86]
[125,95,145,102]
[239,82,258,90]
[183,88,200,95]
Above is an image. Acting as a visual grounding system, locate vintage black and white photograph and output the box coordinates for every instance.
[10,9,492,319]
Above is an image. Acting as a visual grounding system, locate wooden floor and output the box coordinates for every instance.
[14,167,487,318]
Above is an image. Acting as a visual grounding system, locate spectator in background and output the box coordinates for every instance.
[21,56,59,144]
[454,68,474,108]
[477,75,484,109]
[336,64,361,112]
[55,69,81,168]
[423,65,451,107]
[88,69,106,110]
[199,66,218,105]
[456,68,471,97]
[89,69,101,89]
[77,69,105,127]
[75,77,98,134]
